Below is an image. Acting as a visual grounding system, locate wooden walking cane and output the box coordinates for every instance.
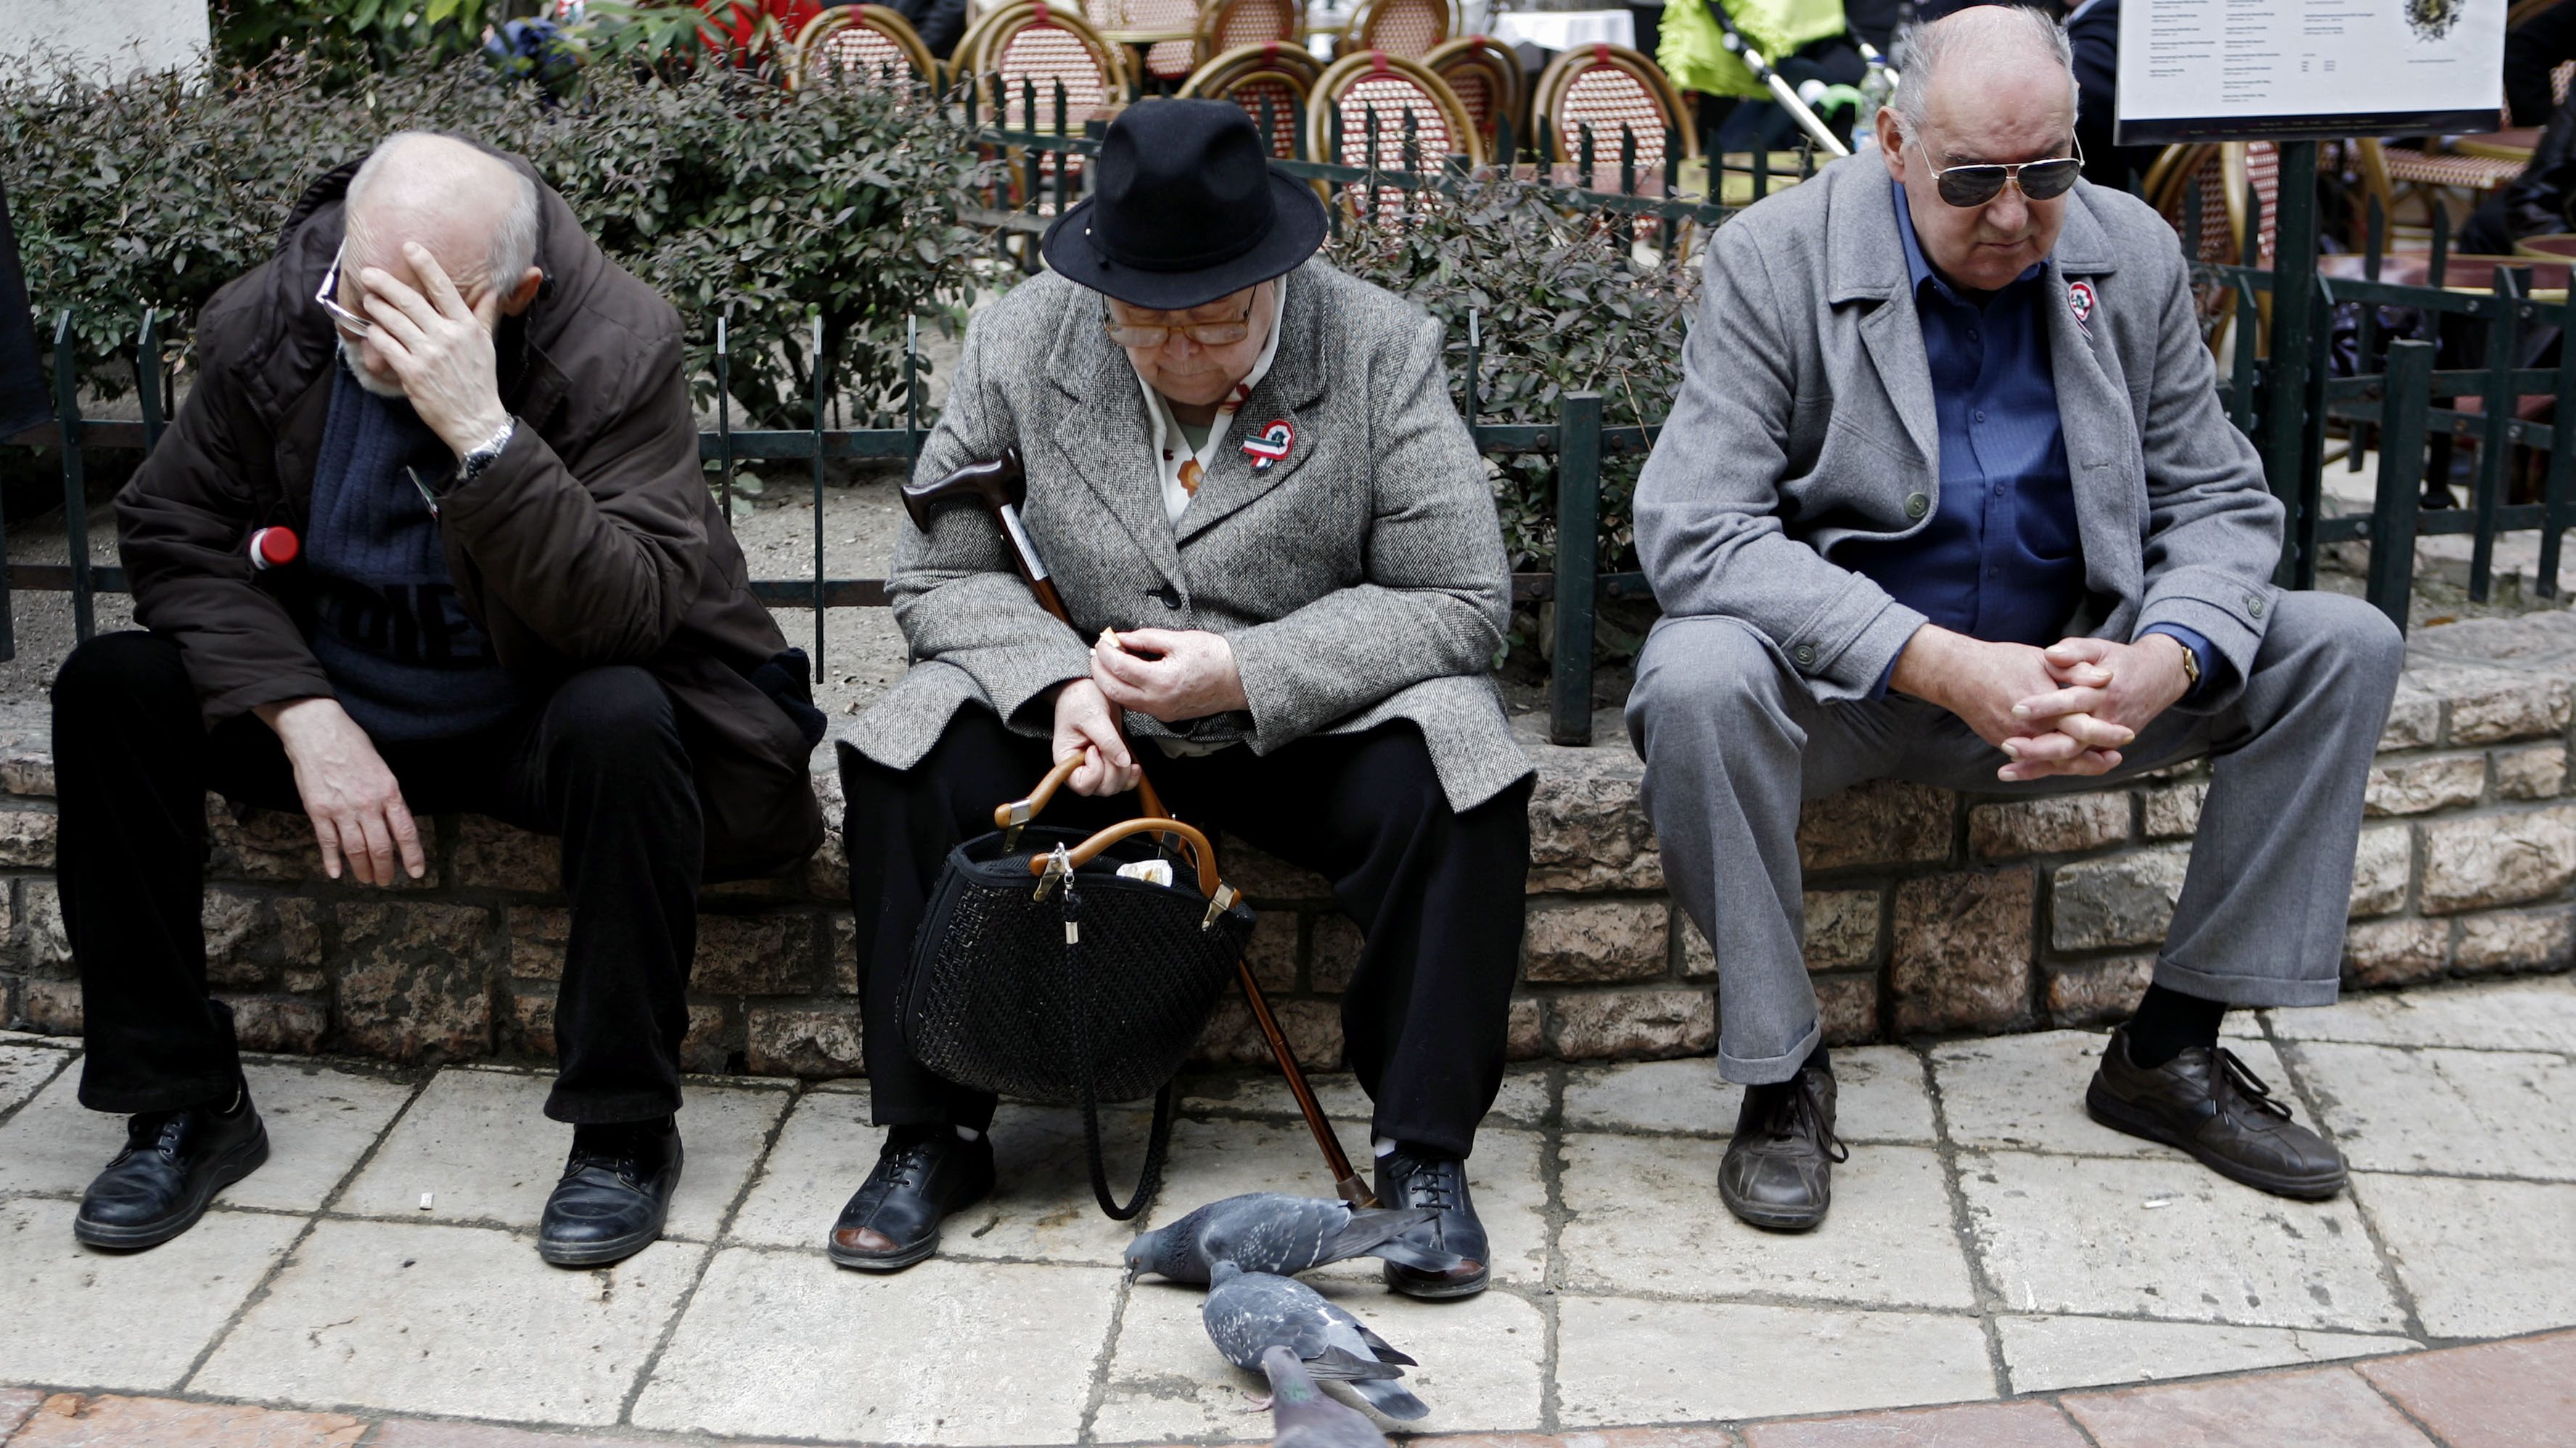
[902,448,1378,1206]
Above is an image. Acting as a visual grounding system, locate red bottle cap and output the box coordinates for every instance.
[250,527,300,569]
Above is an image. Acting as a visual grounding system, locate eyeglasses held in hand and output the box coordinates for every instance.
[316,244,374,340]
[1908,134,2085,208]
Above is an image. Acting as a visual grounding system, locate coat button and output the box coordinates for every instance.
[1791,644,1818,667]
[1904,493,1930,520]
[2247,595,2266,618]
[1154,583,1184,609]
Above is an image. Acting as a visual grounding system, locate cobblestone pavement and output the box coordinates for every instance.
[1,974,2572,1447]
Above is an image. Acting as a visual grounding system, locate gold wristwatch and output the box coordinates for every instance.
[2170,636,2200,691]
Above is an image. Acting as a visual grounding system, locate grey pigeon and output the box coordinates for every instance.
[1125,1193,1462,1283]
[1204,1261,1429,1421]
[1262,1344,1394,1448]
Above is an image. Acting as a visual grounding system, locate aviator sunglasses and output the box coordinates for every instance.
[1906,133,2085,208]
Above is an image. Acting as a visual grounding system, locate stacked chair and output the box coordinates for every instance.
[1306,50,1482,221]
[1336,0,1452,59]
[1181,41,1326,158]
[1421,33,1523,160]
[787,4,939,91]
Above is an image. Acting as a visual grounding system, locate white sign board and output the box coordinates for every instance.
[2117,0,2506,144]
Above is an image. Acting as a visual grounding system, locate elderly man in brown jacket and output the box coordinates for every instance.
[52,132,823,1264]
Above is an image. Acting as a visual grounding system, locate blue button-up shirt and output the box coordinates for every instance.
[1859,181,2210,695]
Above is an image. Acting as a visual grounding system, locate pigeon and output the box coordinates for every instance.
[1203,1261,1429,1421]
[1124,1193,1464,1283]
[1261,1344,1395,1448]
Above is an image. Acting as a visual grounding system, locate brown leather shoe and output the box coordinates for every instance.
[2086,1027,2347,1200]
[1719,1060,1845,1232]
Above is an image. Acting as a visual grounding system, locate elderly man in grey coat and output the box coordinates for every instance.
[1628,5,2405,1232]
[834,101,1533,1291]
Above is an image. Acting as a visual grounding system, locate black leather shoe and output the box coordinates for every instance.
[1376,1150,1489,1299]
[538,1122,683,1268]
[2087,1027,2347,1200]
[75,1089,269,1251]
[829,1128,995,1271]
[1719,1058,1845,1232]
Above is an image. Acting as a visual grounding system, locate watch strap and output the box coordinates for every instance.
[456,416,517,485]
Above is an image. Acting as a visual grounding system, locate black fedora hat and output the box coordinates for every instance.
[1041,99,1328,312]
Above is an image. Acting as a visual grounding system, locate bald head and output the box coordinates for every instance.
[344,132,540,294]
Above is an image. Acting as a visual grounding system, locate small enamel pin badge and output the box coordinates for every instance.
[1242,419,1295,471]
[2067,279,2098,334]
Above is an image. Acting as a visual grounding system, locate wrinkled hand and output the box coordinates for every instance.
[1091,628,1249,723]
[1052,679,1141,797]
[256,696,425,886]
[359,242,511,458]
[1997,635,2191,781]
[1890,626,2128,781]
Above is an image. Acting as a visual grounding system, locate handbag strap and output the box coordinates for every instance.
[1060,877,1173,1221]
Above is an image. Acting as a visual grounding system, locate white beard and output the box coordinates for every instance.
[338,337,410,400]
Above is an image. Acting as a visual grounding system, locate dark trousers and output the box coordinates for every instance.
[56,630,704,1125]
[839,707,1533,1161]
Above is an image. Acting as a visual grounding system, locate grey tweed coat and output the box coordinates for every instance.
[844,258,1532,813]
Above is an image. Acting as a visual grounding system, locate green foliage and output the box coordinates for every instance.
[1326,180,1703,577]
[0,52,998,426]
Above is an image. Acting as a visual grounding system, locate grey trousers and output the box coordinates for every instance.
[1626,590,2408,1085]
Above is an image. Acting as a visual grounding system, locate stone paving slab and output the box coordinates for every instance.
[4,1394,366,1447]
[190,1222,706,1425]
[2265,975,2576,1052]
[1556,1135,1975,1309]
[2059,1365,2436,1448]
[1551,1298,1996,1426]
[0,1045,65,1120]
[1560,1049,1937,1143]
[1958,1151,2405,1330]
[1930,1031,2299,1159]
[0,1202,304,1391]
[628,1250,1122,1444]
[2358,1330,2576,1448]
[2290,1042,2576,1181]
[1740,1399,2092,1447]
[1992,1315,2418,1394]
[2351,1172,2576,1338]
[335,1067,788,1241]
[0,1056,412,1214]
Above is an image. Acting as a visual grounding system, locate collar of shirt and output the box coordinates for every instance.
[1892,179,2044,308]
[1132,275,1289,529]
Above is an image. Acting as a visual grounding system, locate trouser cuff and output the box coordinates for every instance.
[1718,1019,1823,1087]
[2152,958,2343,1009]
[543,1084,687,1127]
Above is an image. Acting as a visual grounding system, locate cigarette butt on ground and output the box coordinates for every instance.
[419,1192,435,1211]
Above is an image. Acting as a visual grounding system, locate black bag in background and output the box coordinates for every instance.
[904,815,1255,1220]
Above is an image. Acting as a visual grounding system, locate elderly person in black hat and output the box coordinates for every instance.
[832,101,1533,1293]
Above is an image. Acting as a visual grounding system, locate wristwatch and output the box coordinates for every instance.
[2170,636,2202,692]
[455,416,517,485]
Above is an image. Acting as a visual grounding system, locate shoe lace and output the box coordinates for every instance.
[126,1111,188,1159]
[1755,1074,1849,1164]
[564,1130,650,1188]
[2212,1048,2294,1122]
[877,1137,940,1193]
[1394,1157,1460,1212]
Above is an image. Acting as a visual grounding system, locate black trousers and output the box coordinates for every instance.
[840,707,1533,1161]
[55,631,703,1125]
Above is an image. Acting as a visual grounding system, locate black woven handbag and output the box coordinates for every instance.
[904,800,1254,1220]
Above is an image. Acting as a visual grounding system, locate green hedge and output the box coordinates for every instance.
[2,52,993,427]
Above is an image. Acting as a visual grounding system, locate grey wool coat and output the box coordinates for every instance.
[845,258,1533,813]
[1634,156,2286,707]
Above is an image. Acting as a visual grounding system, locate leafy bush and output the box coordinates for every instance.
[1326,181,1703,578]
[1,52,996,425]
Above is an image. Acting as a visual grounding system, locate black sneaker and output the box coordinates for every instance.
[828,1128,995,1272]
[1718,1057,1845,1232]
[538,1120,683,1268]
[1376,1149,1489,1299]
[75,1087,269,1251]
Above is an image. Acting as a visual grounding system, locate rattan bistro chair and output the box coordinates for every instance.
[1422,33,1522,158]
[1181,43,1322,157]
[1306,51,1481,221]
[1337,0,1451,59]
[969,1,1132,203]
[788,5,938,91]
[1194,0,1301,68]
[2144,139,2278,355]
[1531,43,1693,184]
